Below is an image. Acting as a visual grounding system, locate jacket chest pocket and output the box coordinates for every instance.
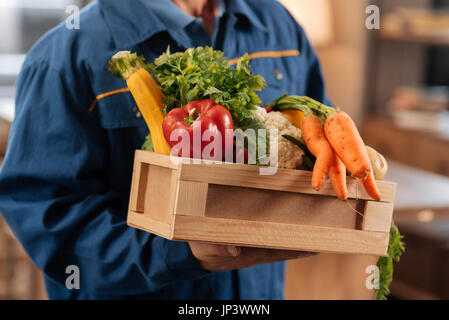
[94,90,149,156]
[95,90,146,129]
[249,56,307,106]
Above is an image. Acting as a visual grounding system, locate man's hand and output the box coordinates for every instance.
[189,241,317,271]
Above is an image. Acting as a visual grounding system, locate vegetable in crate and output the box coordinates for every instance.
[377,222,405,300]
[162,99,234,160]
[268,94,405,299]
[108,51,170,155]
[149,47,268,155]
[252,107,304,169]
[324,112,381,200]
[366,146,388,180]
[268,95,380,200]
[301,114,335,192]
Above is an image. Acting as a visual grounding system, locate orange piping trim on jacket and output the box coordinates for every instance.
[227,49,300,66]
[89,88,130,112]
[89,50,300,112]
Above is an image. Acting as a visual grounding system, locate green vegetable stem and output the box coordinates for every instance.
[376,222,405,300]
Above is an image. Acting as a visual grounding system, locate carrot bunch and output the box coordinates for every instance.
[268,96,381,201]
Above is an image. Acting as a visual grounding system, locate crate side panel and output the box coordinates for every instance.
[174,181,209,217]
[179,163,396,203]
[172,215,389,256]
[128,211,173,239]
[362,201,394,232]
[204,184,364,229]
[143,165,177,225]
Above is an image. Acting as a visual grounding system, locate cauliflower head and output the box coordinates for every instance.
[252,107,304,169]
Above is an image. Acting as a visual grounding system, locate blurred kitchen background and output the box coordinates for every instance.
[1,0,449,300]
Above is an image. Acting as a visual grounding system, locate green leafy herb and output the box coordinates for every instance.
[148,46,269,157]
[148,46,266,132]
[142,134,154,152]
[376,222,405,300]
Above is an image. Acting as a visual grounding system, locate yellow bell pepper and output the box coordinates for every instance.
[280,109,304,128]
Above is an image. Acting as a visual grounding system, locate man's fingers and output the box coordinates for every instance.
[189,241,241,257]
[189,241,317,272]
[226,245,241,257]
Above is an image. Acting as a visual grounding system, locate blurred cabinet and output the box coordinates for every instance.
[392,207,449,299]
[363,116,449,177]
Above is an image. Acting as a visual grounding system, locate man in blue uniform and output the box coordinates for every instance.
[0,0,330,299]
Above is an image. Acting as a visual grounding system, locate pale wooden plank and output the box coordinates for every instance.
[131,162,149,213]
[179,163,396,203]
[128,158,144,213]
[143,165,176,224]
[173,216,389,256]
[174,181,209,217]
[135,150,181,169]
[362,201,394,233]
[127,211,173,239]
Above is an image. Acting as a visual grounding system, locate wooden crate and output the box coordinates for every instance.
[127,151,396,256]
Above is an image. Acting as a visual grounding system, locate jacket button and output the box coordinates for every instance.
[133,107,142,119]
[274,68,283,81]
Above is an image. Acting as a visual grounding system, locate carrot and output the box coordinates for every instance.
[301,115,334,191]
[324,112,371,180]
[362,169,381,201]
[329,153,348,200]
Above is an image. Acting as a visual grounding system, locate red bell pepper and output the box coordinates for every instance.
[162,99,234,160]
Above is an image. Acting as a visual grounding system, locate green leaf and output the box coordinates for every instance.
[148,46,267,130]
[376,222,406,300]
[141,134,154,152]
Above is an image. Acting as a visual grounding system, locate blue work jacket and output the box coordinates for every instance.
[0,0,330,299]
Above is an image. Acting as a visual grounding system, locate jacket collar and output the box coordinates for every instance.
[226,0,268,32]
[99,0,268,49]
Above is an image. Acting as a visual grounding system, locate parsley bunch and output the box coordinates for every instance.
[376,222,405,300]
[149,46,266,132]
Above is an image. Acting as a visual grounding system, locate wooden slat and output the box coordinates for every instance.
[143,165,177,224]
[179,162,396,203]
[362,201,394,232]
[135,150,181,169]
[136,163,150,213]
[127,211,173,239]
[175,181,209,217]
[128,162,149,213]
[173,215,389,256]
